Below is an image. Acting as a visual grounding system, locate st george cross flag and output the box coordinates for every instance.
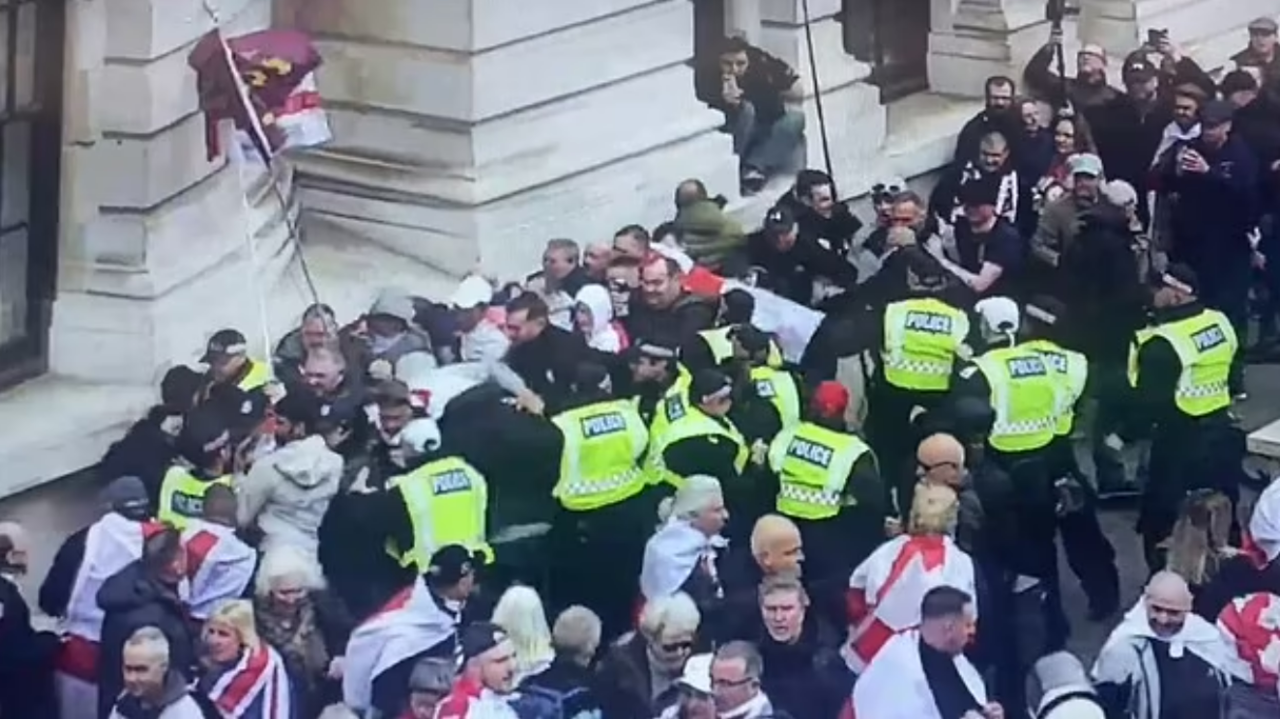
[187,28,329,163]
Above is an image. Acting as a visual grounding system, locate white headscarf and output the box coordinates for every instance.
[573,284,622,353]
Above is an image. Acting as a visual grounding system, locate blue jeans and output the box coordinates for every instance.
[731,100,806,174]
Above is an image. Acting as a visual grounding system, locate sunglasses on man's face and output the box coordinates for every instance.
[660,639,694,653]
[872,183,903,199]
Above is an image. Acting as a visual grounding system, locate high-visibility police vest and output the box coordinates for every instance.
[386,456,493,571]
[651,409,748,488]
[970,345,1060,453]
[237,359,272,392]
[157,467,234,530]
[881,298,970,392]
[643,367,694,479]
[1127,308,1237,418]
[768,422,873,520]
[697,326,784,368]
[1022,338,1089,436]
[749,366,802,430]
[551,399,649,511]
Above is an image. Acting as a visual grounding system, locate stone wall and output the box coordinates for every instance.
[50,0,299,384]
[278,0,740,282]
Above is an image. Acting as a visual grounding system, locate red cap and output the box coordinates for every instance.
[811,381,850,419]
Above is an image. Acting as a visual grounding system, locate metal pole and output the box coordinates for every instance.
[799,0,836,184]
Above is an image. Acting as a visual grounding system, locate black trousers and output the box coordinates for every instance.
[1139,418,1243,572]
[547,493,655,641]
[1047,437,1120,614]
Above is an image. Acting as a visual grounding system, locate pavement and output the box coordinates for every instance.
[4,363,1280,654]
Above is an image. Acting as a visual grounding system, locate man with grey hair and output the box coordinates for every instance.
[532,238,588,331]
[710,641,779,718]
[516,606,606,717]
[108,626,207,719]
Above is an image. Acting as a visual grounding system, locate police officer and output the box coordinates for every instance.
[549,363,650,636]
[200,328,272,396]
[1122,265,1240,571]
[953,296,1065,648]
[652,368,748,492]
[1022,297,1120,620]
[687,289,784,372]
[157,404,235,530]
[383,419,493,577]
[728,325,803,444]
[767,380,887,592]
[625,340,689,426]
[866,249,971,483]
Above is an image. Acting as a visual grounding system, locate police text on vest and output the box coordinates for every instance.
[787,439,834,468]
[904,311,953,334]
[581,412,626,437]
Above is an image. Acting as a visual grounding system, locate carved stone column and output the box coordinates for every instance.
[928,0,1053,97]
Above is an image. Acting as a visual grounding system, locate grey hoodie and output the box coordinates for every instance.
[109,671,209,719]
[238,435,343,556]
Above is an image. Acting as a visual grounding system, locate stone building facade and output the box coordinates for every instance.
[0,0,1275,492]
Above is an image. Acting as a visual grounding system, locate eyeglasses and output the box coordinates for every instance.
[711,676,755,690]
[607,279,631,291]
[659,639,694,653]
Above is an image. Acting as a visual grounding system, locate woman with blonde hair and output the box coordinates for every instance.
[198,599,293,719]
[842,483,975,673]
[491,585,555,683]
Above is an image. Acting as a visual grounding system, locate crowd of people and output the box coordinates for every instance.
[5,16,1280,719]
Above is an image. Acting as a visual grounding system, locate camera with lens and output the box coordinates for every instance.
[1045,0,1066,25]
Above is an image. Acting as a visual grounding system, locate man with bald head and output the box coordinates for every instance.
[1092,571,1231,718]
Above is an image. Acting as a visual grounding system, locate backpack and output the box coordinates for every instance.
[510,684,600,719]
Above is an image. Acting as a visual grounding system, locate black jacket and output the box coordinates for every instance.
[595,633,680,719]
[96,561,196,719]
[99,408,179,505]
[755,614,852,719]
[953,109,1023,166]
[39,524,89,618]
[773,191,865,257]
[747,230,859,306]
[0,574,59,718]
[1158,134,1260,262]
[623,293,720,352]
[505,325,598,413]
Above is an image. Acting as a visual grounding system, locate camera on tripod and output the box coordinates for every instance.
[1045,0,1066,26]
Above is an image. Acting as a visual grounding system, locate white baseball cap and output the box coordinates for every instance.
[448,275,493,309]
[975,296,1021,334]
[676,653,713,694]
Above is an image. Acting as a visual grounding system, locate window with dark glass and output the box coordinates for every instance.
[840,0,932,101]
[0,0,63,389]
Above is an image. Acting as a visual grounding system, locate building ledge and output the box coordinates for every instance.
[0,377,154,499]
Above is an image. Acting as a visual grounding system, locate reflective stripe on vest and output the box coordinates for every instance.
[386,456,493,570]
[749,366,802,430]
[1128,308,1238,418]
[651,409,748,488]
[551,399,649,511]
[644,366,694,479]
[697,327,785,368]
[972,345,1060,453]
[157,467,233,530]
[768,422,871,520]
[236,359,272,392]
[1023,339,1089,436]
[881,298,969,392]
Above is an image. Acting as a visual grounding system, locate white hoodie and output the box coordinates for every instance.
[574,284,623,353]
[237,435,343,556]
[1091,598,1232,719]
